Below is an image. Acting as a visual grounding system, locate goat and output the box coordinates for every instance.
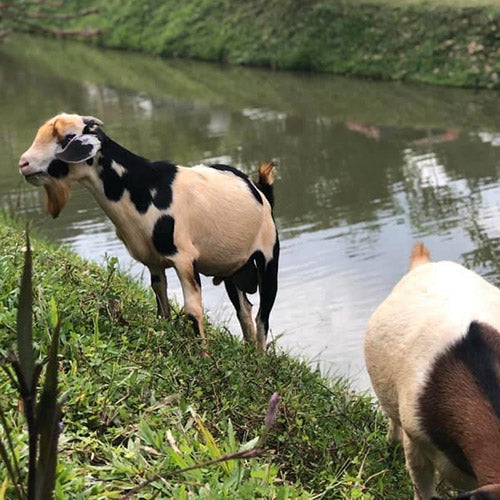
[365,243,500,500]
[19,113,279,351]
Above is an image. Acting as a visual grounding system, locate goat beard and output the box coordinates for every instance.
[44,179,71,218]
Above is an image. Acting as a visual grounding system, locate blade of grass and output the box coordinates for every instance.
[0,406,23,494]
[194,416,232,475]
[0,478,8,500]
[35,320,61,500]
[16,230,34,389]
[16,230,37,500]
[1,365,20,394]
[0,437,23,499]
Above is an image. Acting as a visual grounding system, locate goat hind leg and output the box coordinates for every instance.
[402,432,436,500]
[224,279,257,343]
[255,242,279,351]
[150,268,170,319]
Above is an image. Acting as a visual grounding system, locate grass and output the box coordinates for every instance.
[0,214,412,498]
[60,0,500,89]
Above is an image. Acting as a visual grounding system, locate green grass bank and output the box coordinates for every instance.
[72,0,500,89]
[0,216,411,498]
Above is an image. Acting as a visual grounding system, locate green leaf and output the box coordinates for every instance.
[0,406,22,491]
[194,415,232,475]
[35,320,61,500]
[0,436,23,499]
[17,230,34,390]
[227,419,236,450]
[48,297,58,330]
[239,436,259,452]
[0,478,8,500]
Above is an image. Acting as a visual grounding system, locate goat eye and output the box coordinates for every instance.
[60,134,75,148]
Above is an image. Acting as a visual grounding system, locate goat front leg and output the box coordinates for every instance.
[149,267,170,319]
[388,417,402,446]
[175,261,207,352]
[402,432,436,500]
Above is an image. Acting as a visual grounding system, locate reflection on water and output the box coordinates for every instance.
[3,37,500,389]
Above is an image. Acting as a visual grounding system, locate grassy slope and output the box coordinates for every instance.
[0,217,411,498]
[70,0,500,88]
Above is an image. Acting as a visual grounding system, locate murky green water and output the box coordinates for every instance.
[3,36,500,389]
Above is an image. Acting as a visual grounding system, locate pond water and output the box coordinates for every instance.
[3,36,500,390]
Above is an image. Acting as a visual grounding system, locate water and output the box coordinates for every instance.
[3,36,500,390]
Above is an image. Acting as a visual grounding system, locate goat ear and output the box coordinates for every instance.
[55,134,100,163]
[43,179,71,218]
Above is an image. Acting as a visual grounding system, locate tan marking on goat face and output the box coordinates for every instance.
[32,114,84,145]
[21,114,85,173]
[52,114,84,140]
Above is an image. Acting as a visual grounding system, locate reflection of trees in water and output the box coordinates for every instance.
[402,146,500,283]
[213,112,500,273]
[462,220,500,287]
[401,148,468,236]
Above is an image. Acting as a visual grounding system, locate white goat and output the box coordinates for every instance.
[19,113,279,351]
[365,243,500,500]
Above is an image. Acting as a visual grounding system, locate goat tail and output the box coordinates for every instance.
[409,242,431,270]
[258,161,275,186]
[256,161,276,208]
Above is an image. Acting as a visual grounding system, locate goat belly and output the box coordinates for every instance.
[195,255,249,278]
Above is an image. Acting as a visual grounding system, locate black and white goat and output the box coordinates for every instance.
[365,243,500,500]
[19,113,279,351]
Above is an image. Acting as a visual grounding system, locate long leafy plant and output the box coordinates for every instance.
[0,231,62,500]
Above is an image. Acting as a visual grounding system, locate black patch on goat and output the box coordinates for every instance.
[98,155,125,201]
[59,134,75,149]
[209,164,263,205]
[187,313,201,337]
[419,321,500,478]
[192,261,201,288]
[224,279,241,314]
[255,181,274,209]
[232,255,259,294]
[152,215,177,255]
[150,274,161,284]
[96,131,177,213]
[83,123,99,135]
[47,159,69,178]
[150,162,176,209]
